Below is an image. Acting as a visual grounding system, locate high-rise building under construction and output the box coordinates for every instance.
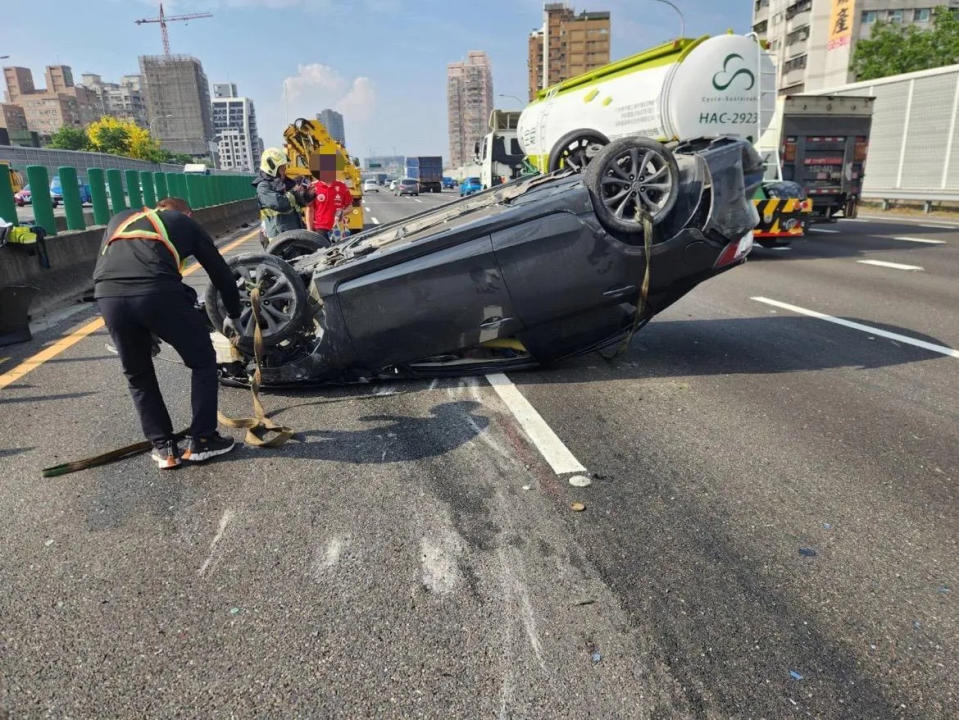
[139,54,214,158]
[528,3,611,100]
[447,51,493,169]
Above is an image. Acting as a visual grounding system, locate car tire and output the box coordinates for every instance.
[548,129,609,172]
[205,253,311,353]
[585,137,679,236]
[267,229,331,261]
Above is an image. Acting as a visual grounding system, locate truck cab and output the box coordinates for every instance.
[476,109,527,189]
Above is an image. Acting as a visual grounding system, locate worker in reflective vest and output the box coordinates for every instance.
[93,197,242,469]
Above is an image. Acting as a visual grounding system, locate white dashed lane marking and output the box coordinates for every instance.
[752,297,959,359]
[892,236,947,245]
[809,227,839,234]
[485,373,586,475]
[857,259,923,271]
[371,217,380,225]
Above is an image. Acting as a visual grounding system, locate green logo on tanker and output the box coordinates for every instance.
[712,53,755,91]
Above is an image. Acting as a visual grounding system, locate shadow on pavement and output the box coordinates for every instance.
[285,401,488,464]
[527,315,949,384]
[0,391,95,405]
[0,447,34,458]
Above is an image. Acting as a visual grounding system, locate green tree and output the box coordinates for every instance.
[853,6,959,80]
[47,125,89,151]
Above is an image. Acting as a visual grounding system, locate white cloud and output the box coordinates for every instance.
[270,63,376,150]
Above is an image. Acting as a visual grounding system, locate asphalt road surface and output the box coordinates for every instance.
[0,191,956,718]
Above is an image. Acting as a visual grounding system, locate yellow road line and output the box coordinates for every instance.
[0,228,259,391]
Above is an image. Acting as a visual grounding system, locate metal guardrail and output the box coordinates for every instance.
[862,189,959,212]
[0,161,255,236]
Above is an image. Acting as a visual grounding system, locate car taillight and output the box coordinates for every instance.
[714,232,754,268]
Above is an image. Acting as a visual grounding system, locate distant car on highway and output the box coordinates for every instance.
[394,178,419,196]
[14,185,31,207]
[459,177,482,197]
[442,176,456,189]
[50,176,92,206]
[362,178,380,193]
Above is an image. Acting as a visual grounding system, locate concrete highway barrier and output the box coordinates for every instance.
[0,198,259,321]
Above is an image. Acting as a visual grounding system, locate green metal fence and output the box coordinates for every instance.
[1,165,255,235]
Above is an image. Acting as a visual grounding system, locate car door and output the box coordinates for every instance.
[491,210,638,354]
[334,234,521,366]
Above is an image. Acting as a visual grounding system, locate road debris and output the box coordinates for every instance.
[570,502,586,512]
[789,670,803,680]
[799,547,817,557]
[569,475,592,487]
[591,651,602,663]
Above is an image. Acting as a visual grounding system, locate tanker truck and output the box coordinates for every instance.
[518,33,775,172]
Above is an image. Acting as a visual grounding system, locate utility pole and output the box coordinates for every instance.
[134,2,213,56]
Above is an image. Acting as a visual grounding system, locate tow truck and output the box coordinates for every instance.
[282,118,364,232]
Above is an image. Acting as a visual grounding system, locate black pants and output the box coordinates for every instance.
[98,291,217,447]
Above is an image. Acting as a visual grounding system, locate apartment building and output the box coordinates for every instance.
[528,3,611,99]
[80,73,148,127]
[2,64,101,135]
[212,84,261,172]
[140,55,214,157]
[752,0,959,94]
[447,51,493,169]
[317,109,346,146]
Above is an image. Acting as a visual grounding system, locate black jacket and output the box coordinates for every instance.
[93,208,242,318]
[253,170,305,239]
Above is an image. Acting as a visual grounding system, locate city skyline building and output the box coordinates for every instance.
[317,108,346,146]
[752,0,959,94]
[527,3,611,100]
[79,73,148,127]
[447,50,493,169]
[2,64,101,135]
[212,83,262,172]
[139,55,214,158]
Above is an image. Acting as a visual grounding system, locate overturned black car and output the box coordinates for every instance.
[206,137,763,387]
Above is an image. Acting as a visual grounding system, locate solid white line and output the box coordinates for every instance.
[485,372,586,475]
[892,236,947,245]
[857,259,924,271]
[371,216,380,225]
[809,227,839,233]
[751,297,959,359]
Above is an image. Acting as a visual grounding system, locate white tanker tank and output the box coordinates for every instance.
[518,34,775,173]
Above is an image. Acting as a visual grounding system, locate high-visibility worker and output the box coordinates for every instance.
[93,197,242,469]
[253,147,314,249]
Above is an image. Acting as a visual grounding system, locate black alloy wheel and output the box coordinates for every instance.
[584,137,679,236]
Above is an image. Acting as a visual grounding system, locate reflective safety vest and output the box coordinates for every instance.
[102,207,185,274]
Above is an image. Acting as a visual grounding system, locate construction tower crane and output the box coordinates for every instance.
[134,2,213,56]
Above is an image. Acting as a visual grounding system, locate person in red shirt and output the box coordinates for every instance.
[306,179,354,242]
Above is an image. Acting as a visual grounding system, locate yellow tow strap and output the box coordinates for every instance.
[216,286,294,447]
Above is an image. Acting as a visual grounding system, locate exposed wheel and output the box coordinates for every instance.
[267,229,331,261]
[584,137,679,236]
[205,253,311,353]
[548,130,609,172]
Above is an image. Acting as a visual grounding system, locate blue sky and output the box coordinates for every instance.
[4,0,752,161]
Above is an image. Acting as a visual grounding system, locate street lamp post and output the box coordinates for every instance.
[649,0,686,38]
[498,94,525,107]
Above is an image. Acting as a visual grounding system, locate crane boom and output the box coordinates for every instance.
[134,2,213,56]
